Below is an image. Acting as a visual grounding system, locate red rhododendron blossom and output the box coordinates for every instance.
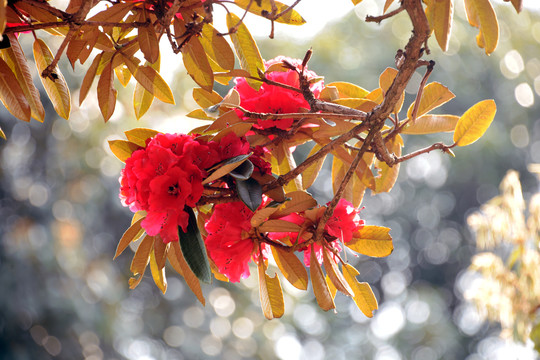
[205,201,269,282]
[234,56,324,130]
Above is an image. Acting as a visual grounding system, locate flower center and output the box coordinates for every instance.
[168,183,179,196]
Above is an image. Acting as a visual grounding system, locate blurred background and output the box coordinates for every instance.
[1,0,540,359]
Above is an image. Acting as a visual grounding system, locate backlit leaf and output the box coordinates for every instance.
[302,144,326,190]
[33,39,71,119]
[347,225,393,257]
[384,0,395,13]
[374,135,403,193]
[258,219,302,233]
[0,34,45,122]
[200,23,235,71]
[130,234,154,276]
[138,13,159,64]
[203,154,251,185]
[227,12,264,90]
[432,0,453,51]
[0,127,5,140]
[0,57,30,121]
[114,217,145,259]
[351,0,363,5]
[258,260,285,319]
[327,81,369,99]
[251,207,279,228]
[114,65,131,87]
[124,128,159,147]
[0,0,6,35]
[149,249,167,294]
[343,264,378,317]
[464,0,499,54]
[193,88,223,108]
[310,245,335,311]
[178,208,212,284]
[326,274,338,299]
[79,52,102,106]
[108,140,141,163]
[123,55,175,104]
[234,0,306,25]
[401,114,459,134]
[406,82,455,119]
[272,191,317,218]
[322,247,353,297]
[182,37,214,92]
[453,99,496,146]
[271,247,308,290]
[133,57,160,119]
[169,242,205,305]
[97,62,117,122]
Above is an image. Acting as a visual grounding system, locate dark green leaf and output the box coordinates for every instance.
[178,207,212,284]
[229,159,254,180]
[237,178,262,212]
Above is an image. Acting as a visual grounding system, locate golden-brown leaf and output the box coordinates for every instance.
[258,219,302,233]
[453,99,496,146]
[401,114,459,134]
[227,12,264,90]
[384,0,395,13]
[0,56,31,121]
[464,0,499,54]
[169,242,205,305]
[97,62,117,122]
[271,247,308,290]
[258,260,285,319]
[0,0,6,35]
[79,52,102,106]
[123,55,175,104]
[114,64,131,87]
[310,246,335,311]
[326,274,338,299]
[302,144,326,190]
[114,217,145,259]
[33,39,71,119]
[193,88,223,109]
[130,234,154,276]
[234,0,305,25]
[326,81,369,99]
[374,135,403,193]
[133,57,160,119]
[347,225,393,257]
[138,13,159,64]
[406,82,455,119]
[108,140,141,163]
[200,23,235,71]
[431,0,453,51]
[124,128,159,147]
[182,37,214,93]
[150,249,167,294]
[343,264,378,317]
[272,191,318,218]
[0,34,44,122]
[322,247,353,297]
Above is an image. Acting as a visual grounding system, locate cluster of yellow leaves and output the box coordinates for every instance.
[467,169,540,348]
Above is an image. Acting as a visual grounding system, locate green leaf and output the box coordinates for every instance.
[453,99,496,146]
[227,12,264,90]
[234,0,306,25]
[236,177,263,212]
[178,207,212,284]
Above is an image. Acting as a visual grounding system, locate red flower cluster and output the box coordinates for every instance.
[205,201,269,282]
[234,56,324,130]
[119,132,258,243]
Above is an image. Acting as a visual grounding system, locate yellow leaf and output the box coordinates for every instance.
[114,64,131,87]
[332,157,353,203]
[302,144,326,190]
[79,52,102,106]
[114,218,145,259]
[193,88,223,108]
[97,62,117,122]
[251,207,278,227]
[347,225,393,257]
[169,242,205,305]
[343,264,378,317]
[200,23,235,71]
[150,249,167,294]
[182,37,214,93]
[332,145,376,190]
[384,0,395,13]
[130,234,154,276]
[0,57,31,121]
[351,0,363,5]
[187,108,216,121]
[234,0,306,25]
[108,140,141,163]
[124,128,159,147]
[0,126,5,140]
[0,0,6,35]
[453,99,496,146]
[401,114,459,134]
[406,82,455,119]
[432,0,453,51]
[271,247,308,290]
[464,0,499,54]
[374,135,403,193]
[211,122,252,142]
[379,67,398,94]
[205,110,242,133]
[352,172,367,208]
[226,12,264,90]
[0,34,44,122]
[258,219,302,233]
[310,245,335,311]
[33,39,71,120]
[322,247,353,297]
[138,13,159,64]
[257,260,285,319]
[133,57,160,120]
[327,81,369,99]
[326,274,337,299]
[123,55,175,104]
[272,191,318,218]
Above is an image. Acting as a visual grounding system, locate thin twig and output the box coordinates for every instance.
[365,6,405,24]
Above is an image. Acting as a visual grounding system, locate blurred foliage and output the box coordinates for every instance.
[1,2,540,360]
